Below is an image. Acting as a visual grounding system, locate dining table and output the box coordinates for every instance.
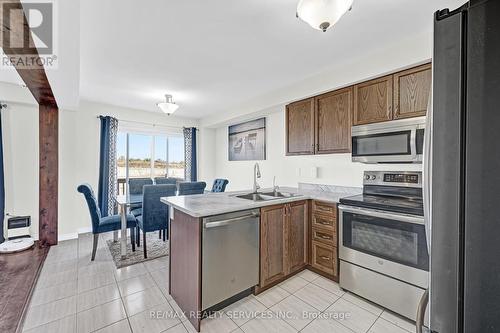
[114,194,142,259]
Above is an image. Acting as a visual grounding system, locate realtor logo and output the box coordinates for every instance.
[1,0,57,69]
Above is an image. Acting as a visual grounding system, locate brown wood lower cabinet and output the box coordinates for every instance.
[259,201,308,289]
[311,241,338,277]
[309,201,339,281]
[260,204,287,287]
[259,199,341,289]
[287,201,308,274]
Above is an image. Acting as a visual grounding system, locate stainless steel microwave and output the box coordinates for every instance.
[351,117,426,164]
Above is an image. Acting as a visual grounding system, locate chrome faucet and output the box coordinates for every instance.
[273,176,279,195]
[253,163,261,193]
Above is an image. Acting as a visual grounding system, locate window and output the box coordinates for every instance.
[116,131,185,195]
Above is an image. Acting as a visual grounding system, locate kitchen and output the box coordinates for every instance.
[162,1,500,332]
[2,0,498,333]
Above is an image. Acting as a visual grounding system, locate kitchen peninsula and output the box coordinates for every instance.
[161,184,361,331]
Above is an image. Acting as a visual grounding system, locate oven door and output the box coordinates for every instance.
[338,205,428,288]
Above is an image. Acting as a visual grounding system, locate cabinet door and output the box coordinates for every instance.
[286,98,315,155]
[315,87,353,153]
[353,75,393,125]
[260,204,287,287]
[311,241,337,277]
[287,201,308,274]
[393,63,432,119]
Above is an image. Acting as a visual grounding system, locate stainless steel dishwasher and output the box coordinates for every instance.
[202,209,260,310]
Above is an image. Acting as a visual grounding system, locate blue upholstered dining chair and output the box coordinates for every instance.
[178,181,207,195]
[154,177,179,185]
[136,184,176,258]
[77,184,137,260]
[211,179,229,192]
[128,178,153,217]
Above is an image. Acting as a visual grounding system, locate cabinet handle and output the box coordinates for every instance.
[318,234,332,240]
[319,256,330,261]
[316,206,331,212]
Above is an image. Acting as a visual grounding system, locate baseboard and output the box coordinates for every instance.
[77,227,92,235]
[58,233,78,241]
[58,227,92,242]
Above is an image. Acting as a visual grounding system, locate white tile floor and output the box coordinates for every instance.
[23,233,417,333]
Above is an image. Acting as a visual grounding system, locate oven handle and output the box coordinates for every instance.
[338,205,425,225]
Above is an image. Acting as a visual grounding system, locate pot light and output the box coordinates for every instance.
[157,94,179,115]
[296,0,353,32]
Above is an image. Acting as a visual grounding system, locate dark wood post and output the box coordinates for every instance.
[39,104,58,246]
[1,0,59,246]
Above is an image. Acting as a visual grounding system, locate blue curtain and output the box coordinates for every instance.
[98,116,118,217]
[183,127,197,181]
[0,108,4,243]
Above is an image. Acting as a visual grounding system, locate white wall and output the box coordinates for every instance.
[1,96,199,240]
[213,110,421,192]
[2,103,40,238]
[197,128,216,187]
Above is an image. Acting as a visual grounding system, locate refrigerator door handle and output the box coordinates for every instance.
[423,89,433,253]
[416,288,429,333]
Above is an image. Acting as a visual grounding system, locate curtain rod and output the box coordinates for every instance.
[96,115,198,130]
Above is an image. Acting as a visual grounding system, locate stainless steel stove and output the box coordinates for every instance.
[338,171,428,323]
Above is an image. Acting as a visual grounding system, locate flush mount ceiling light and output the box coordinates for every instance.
[296,0,353,32]
[157,94,179,115]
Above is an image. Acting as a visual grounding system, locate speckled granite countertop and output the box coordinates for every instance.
[161,183,362,218]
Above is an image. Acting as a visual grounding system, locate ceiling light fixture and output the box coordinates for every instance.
[157,94,179,115]
[296,0,353,32]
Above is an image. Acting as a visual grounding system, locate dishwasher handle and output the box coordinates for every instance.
[204,213,260,229]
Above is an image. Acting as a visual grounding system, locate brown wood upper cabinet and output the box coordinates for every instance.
[353,75,393,125]
[286,63,431,154]
[260,201,308,288]
[286,98,315,155]
[286,90,353,156]
[315,87,353,154]
[393,63,432,119]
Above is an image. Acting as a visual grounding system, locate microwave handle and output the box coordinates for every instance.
[410,128,417,158]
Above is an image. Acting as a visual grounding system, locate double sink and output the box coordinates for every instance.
[234,191,302,202]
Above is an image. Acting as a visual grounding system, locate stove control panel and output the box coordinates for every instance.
[363,171,422,188]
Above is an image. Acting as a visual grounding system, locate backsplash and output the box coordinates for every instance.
[298,182,362,196]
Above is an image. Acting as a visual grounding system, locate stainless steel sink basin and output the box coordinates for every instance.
[260,191,300,198]
[234,191,301,201]
[235,193,270,201]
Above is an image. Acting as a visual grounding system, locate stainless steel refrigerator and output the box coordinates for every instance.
[429,0,500,332]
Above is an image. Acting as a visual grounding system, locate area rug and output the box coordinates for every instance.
[107,231,168,269]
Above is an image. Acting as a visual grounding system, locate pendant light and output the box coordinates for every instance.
[157,94,179,115]
[296,0,353,32]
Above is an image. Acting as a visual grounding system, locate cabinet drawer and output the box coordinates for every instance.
[312,201,337,217]
[312,228,335,246]
[312,241,337,276]
[312,213,336,231]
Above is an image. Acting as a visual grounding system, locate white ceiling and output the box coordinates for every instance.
[3,0,464,119]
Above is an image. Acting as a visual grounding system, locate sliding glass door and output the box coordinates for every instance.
[116,132,185,195]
